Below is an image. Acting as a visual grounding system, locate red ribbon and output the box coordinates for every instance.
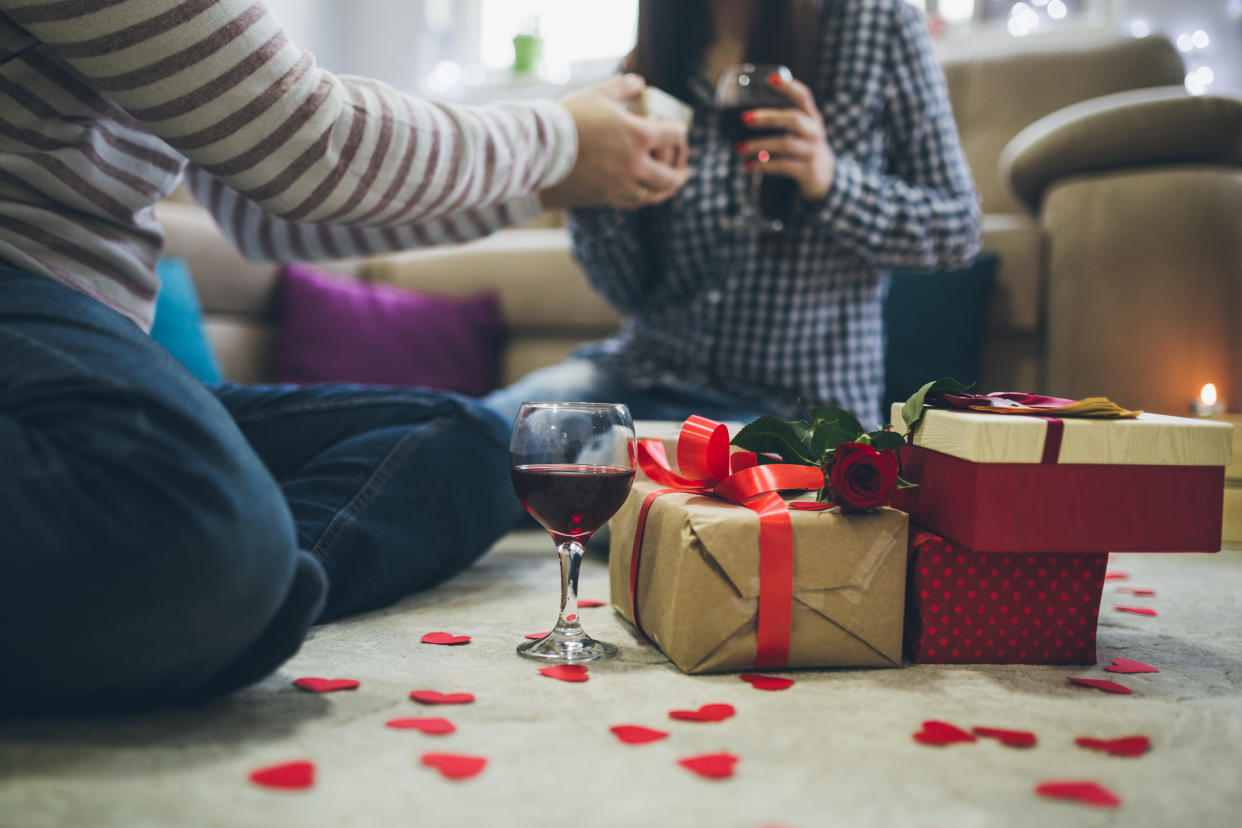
[628,415,825,669]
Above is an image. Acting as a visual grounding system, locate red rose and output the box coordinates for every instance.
[827,442,899,512]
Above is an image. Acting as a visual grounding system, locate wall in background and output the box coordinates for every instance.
[1111,0,1242,93]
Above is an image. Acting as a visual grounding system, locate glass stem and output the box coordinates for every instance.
[554,540,585,636]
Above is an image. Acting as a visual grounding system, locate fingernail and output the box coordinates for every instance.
[757,150,771,163]
[740,111,756,125]
[767,73,782,86]
[734,142,747,154]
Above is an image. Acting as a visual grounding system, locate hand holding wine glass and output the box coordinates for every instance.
[510,402,636,662]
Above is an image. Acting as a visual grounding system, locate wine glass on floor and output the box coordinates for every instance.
[510,402,636,662]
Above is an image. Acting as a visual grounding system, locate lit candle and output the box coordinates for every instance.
[1191,383,1225,417]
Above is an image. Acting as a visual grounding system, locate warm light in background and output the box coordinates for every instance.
[1201,383,1218,406]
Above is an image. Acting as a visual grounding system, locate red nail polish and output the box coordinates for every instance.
[740,111,756,125]
[756,150,771,163]
[734,142,747,154]
[767,73,782,86]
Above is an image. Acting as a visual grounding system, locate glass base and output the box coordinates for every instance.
[517,630,617,663]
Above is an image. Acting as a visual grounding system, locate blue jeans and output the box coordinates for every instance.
[484,351,799,428]
[0,267,522,713]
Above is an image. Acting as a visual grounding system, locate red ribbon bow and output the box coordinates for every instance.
[629,416,825,669]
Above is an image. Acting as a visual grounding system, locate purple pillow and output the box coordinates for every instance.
[275,262,502,396]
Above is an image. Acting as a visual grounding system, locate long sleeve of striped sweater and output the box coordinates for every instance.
[0,0,577,327]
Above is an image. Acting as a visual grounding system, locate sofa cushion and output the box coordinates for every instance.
[981,213,1043,333]
[149,257,223,384]
[274,262,503,395]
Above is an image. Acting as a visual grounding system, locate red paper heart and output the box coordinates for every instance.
[577,600,606,608]
[610,725,670,744]
[972,726,1037,748]
[1034,780,1121,808]
[292,677,360,693]
[677,752,739,779]
[790,502,832,511]
[1068,677,1132,695]
[249,760,315,790]
[538,664,589,683]
[1104,657,1159,674]
[668,703,736,723]
[1115,605,1157,617]
[912,720,977,746]
[524,631,551,640]
[386,717,455,735]
[1104,571,1129,581]
[739,673,795,691]
[410,690,476,705]
[421,752,487,780]
[1116,587,1156,596]
[1075,735,1151,758]
[421,631,472,645]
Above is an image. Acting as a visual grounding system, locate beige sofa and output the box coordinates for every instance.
[161,31,1242,416]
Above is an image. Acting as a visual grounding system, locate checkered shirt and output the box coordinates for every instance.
[569,0,981,427]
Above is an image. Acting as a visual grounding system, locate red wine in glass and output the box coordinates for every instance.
[716,63,798,232]
[511,464,635,545]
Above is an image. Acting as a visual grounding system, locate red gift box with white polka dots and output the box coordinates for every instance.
[905,527,1107,664]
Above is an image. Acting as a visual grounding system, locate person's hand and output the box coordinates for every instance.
[735,73,836,201]
[540,74,690,210]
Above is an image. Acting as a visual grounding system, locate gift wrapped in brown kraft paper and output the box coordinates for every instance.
[609,478,909,674]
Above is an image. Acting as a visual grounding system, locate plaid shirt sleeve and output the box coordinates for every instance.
[817,2,982,269]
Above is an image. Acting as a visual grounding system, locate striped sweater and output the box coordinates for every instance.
[0,0,577,329]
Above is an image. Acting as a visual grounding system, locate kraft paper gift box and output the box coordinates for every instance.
[890,404,1234,553]
[608,478,909,674]
[905,527,1107,664]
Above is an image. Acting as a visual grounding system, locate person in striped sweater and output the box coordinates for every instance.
[0,0,689,713]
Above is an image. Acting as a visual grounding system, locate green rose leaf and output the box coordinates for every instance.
[806,405,863,440]
[732,415,816,465]
[866,430,906,453]
[901,377,973,438]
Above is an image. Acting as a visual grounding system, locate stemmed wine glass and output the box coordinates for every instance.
[716,63,796,233]
[510,402,636,662]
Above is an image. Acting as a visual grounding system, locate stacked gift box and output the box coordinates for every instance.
[892,403,1234,664]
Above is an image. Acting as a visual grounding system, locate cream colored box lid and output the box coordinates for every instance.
[890,403,1234,466]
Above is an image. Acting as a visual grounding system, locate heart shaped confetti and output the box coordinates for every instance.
[668,703,735,723]
[1116,587,1156,596]
[1075,735,1151,758]
[1104,571,1129,581]
[538,664,589,683]
[677,752,739,779]
[292,677,360,693]
[972,726,1037,748]
[913,720,976,746]
[421,752,487,780]
[1115,605,1157,617]
[1034,780,1121,808]
[739,673,795,691]
[610,725,670,745]
[577,600,606,608]
[790,502,833,511]
[249,760,315,790]
[1068,677,1131,695]
[386,717,455,735]
[1104,657,1159,674]
[421,631,472,645]
[524,631,551,640]
[410,690,476,705]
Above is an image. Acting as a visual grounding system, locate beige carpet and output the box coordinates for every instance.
[2,532,1240,828]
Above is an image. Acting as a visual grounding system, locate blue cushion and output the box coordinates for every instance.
[149,257,223,384]
[883,252,999,410]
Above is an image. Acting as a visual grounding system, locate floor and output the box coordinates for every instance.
[2,533,1240,828]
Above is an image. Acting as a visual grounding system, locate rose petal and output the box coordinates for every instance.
[913,720,976,746]
[421,631,472,645]
[1034,780,1121,808]
[677,752,739,779]
[292,677,359,693]
[1103,657,1159,674]
[538,664,589,683]
[1075,735,1151,758]
[421,752,488,780]
[739,673,795,691]
[524,631,551,640]
[1115,587,1156,596]
[1104,571,1129,581]
[668,703,736,723]
[410,690,476,705]
[609,725,670,744]
[971,726,1037,748]
[577,600,606,608]
[1068,677,1132,695]
[1115,606,1157,617]
[249,760,315,790]
[386,717,455,735]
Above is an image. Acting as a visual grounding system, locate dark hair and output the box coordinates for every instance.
[624,0,823,100]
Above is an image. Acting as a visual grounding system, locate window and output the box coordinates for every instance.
[478,0,639,73]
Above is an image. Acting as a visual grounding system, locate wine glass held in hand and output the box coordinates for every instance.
[717,63,798,233]
[510,402,636,662]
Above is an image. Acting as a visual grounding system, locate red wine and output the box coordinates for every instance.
[718,104,799,227]
[511,464,635,541]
